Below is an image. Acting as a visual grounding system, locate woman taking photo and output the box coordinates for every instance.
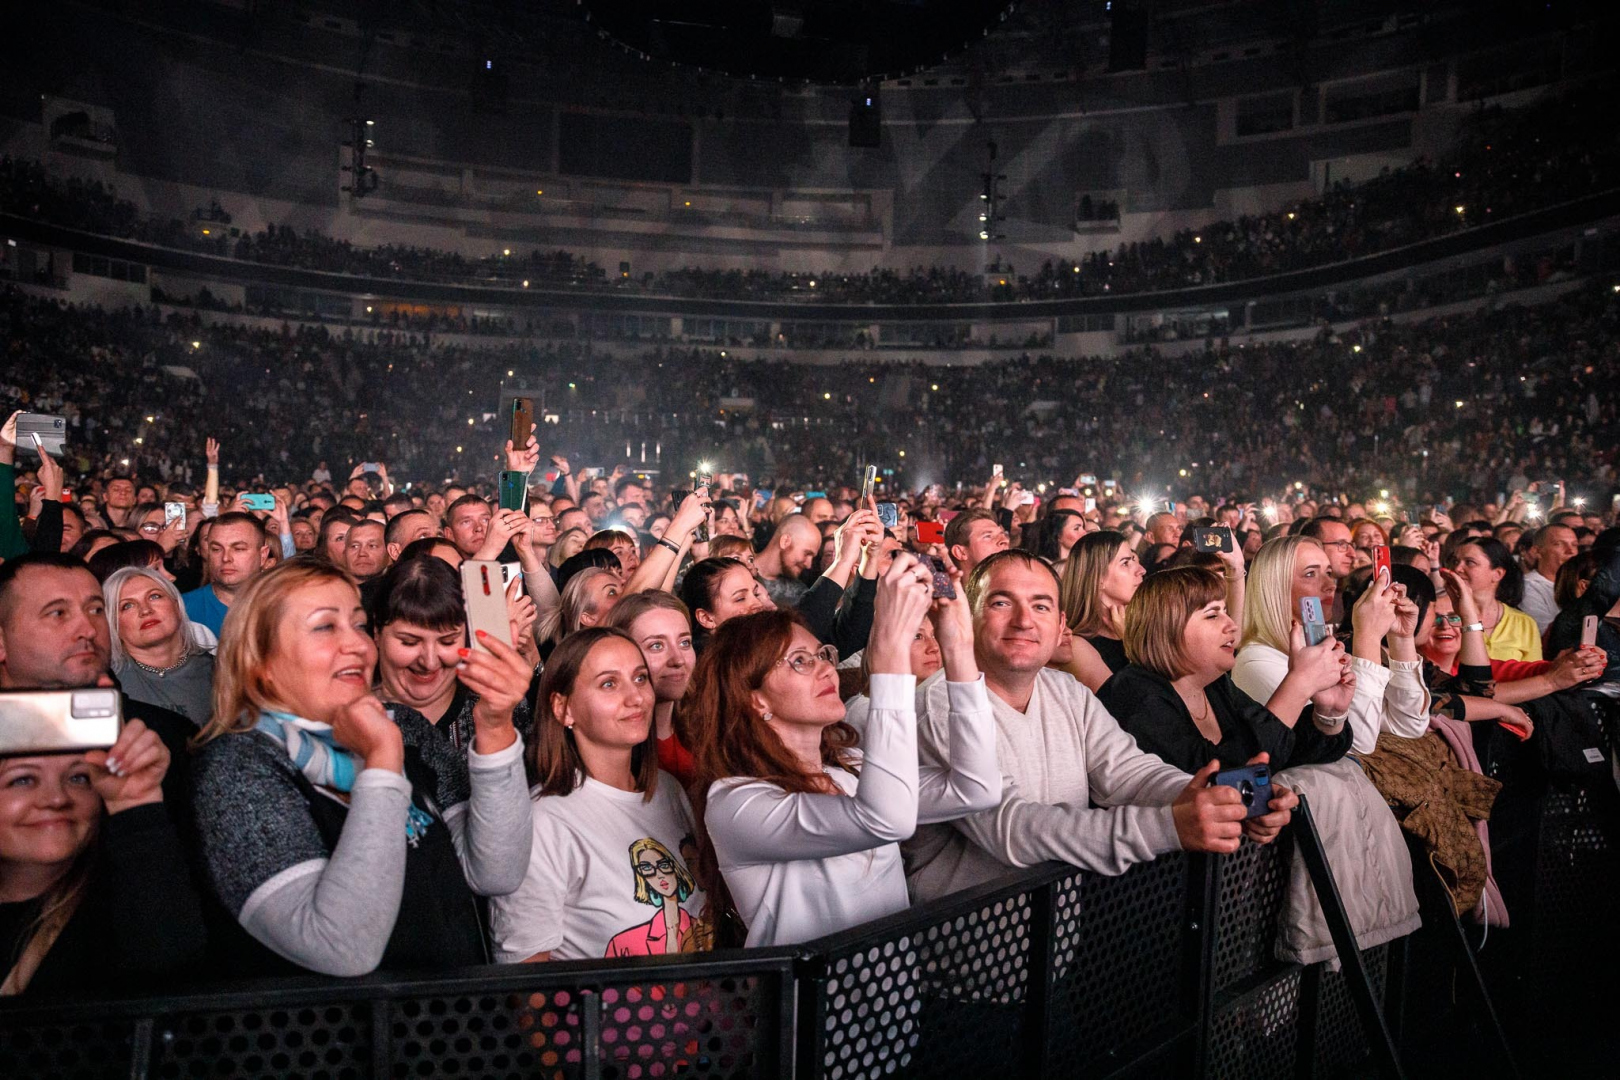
[489,627,713,961]
[0,720,206,996]
[1232,536,1429,754]
[1098,566,1354,772]
[1445,537,1542,662]
[190,558,533,977]
[604,591,700,787]
[687,553,1000,947]
[104,566,217,726]
[371,556,538,752]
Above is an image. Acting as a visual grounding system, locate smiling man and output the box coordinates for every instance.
[905,550,1292,902]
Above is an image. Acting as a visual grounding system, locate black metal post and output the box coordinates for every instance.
[1293,796,1407,1080]
[1186,851,1220,1078]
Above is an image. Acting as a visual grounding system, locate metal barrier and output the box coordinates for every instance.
[2,787,1615,1079]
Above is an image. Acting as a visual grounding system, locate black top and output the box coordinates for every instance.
[1083,633,1130,676]
[112,688,197,811]
[1098,665,1353,773]
[0,804,208,997]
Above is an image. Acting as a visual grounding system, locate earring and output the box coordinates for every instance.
[762,710,773,722]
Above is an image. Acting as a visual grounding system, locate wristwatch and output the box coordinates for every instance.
[1461,622,1484,633]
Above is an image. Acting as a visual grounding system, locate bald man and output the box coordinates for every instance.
[803,497,835,526]
[755,513,821,606]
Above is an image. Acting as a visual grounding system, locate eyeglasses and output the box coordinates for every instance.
[1432,613,1463,627]
[776,644,840,675]
[635,858,675,877]
[531,513,556,523]
[1318,539,1353,550]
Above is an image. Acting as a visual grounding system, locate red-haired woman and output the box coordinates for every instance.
[687,553,1000,947]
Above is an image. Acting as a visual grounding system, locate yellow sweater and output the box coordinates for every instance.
[1486,605,1542,662]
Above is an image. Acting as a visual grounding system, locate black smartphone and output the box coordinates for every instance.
[1211,763,1272,819]
[509,397,534,450]
[1193,526,1234,554]
[926,554,956,600]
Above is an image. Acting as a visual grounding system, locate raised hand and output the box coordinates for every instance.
[205,437,220,466]
[866,552,934,676]
[474,508,529,561]
[505,423,540,472]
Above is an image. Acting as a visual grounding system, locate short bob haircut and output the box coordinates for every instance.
[530,626,659,801]
[1122,566,1227,679]
[367,555,464,635]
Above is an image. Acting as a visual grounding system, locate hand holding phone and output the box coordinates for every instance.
[1211,763,1273,819]
[1194,526,1234,554]
[916,520,946,546]
[861,465,877,501]
[1300,597,1329,646]
[1373,545,1391,582]
[1583,615,1601,648]
[461,561,514,653]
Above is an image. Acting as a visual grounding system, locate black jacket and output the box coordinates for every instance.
[1098,665,1353,774]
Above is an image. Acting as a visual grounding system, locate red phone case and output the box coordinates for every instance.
[916,521,945,545]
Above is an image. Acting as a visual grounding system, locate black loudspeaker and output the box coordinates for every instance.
[849,92,881,148]
[1108,10,1149,72]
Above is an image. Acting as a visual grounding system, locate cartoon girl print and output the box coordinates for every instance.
[604,836,713,957]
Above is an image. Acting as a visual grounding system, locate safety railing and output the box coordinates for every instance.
[2,781,1615,1079]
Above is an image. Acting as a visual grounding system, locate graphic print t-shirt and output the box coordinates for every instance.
[489,771,711,962]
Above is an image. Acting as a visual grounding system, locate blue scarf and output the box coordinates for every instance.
[255,709,435,843]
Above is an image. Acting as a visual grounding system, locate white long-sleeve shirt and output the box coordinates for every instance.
[1231,644,1429,754]
[903,668,1190,904]
[705,673,1000,947]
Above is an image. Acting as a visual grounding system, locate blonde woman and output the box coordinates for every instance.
[104,566,216,726]
[536,566,621,645]
[549,527,587,569]
[1232,535,1429,754]
[189,558,533,977]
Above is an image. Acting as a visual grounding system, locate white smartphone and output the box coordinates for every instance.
[459,561,513,654]
[0,688,121,754]
[1582,615,1600,648]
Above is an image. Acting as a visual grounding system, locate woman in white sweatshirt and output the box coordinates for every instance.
[687,552,1001,948]
[1232,535,1429,752]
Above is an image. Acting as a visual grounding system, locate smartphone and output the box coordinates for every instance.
[360,462,381,474]
[861,465,877,501]
[1583,615,1600,648]
[926,554,956,600]
[17,413,66,458]
[1211,763,1273,819]
[1300,596,1329,646]
[753,489,773,509]
[938,509,961,524]
[1059,487,1080,497]
[876,502,899,529]
[460,561,513,654]
[1373,545,1391,581]
[992,463,1003,479]
[1016,491,1037,508]
[241,493,276,512]
[497,470,528,512]
[696,472,713,492]
[804,490,827,499]
[916,520,946,546]
[581,467,605,480]
[1194,526,1234,554]
[1084,497,1097,513]
[0,688,121,754]
[164,502,187,531]
[509,397,535,450]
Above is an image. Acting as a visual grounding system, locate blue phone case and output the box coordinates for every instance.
[1212,763,1273,818]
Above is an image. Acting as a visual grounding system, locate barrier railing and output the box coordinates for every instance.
[2,784,1615,1078]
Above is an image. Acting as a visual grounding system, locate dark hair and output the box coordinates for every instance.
[397,536,460,563]
[66,529,121,562]
[1389,545,1425,567]
[446,493,488,520]
[1033,509,1083,562]
[530,627,658,800]
[1554,551,1598,610]
[211,510,263,534]
[368,555,464,634]
[1297,517,1345,542]
[0,551,95,620]
[679,557,750,628]
[1337,563,1437,634]
[556,548,621,593]
[60,502,87,528]
[1451,536,1523,607]
[87,540,167,583]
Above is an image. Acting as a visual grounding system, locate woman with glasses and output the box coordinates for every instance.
[685,553,999,947]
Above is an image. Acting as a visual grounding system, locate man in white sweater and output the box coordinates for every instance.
[905,551,1296,902]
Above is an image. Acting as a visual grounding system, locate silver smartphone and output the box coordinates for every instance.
[0,688,122,754]
[18,413,67,458]
[460,560,513,654]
